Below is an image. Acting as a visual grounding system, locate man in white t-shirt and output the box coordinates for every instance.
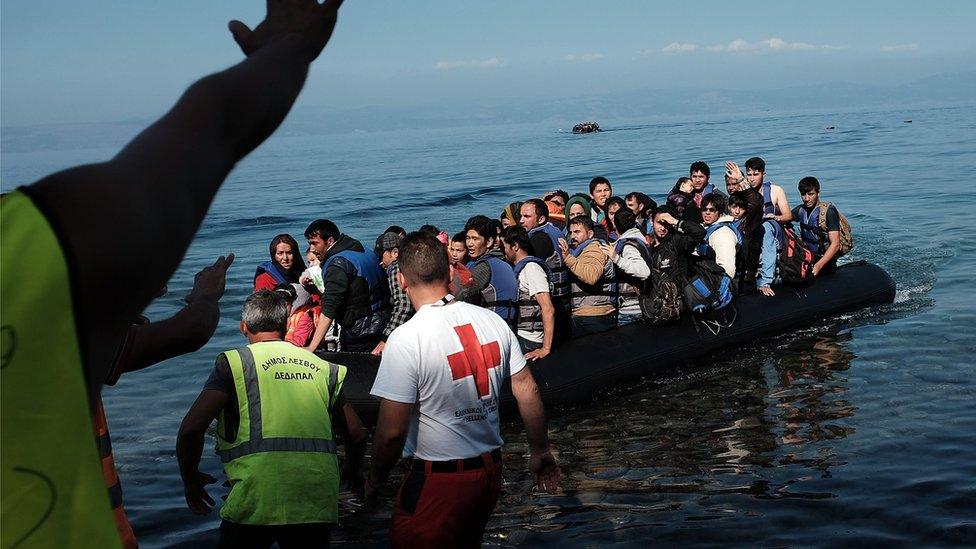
[500,226,556,360]
[366,232,560,548]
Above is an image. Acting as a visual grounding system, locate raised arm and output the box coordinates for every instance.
[26,1,343,395]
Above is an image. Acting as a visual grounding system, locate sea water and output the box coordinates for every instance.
[2,104,975,546]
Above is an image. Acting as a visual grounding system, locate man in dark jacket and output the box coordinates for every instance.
[304,219,388,352]
[645,206,706,323]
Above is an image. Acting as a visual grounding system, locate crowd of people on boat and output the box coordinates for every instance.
[255,157,853,360]
[2,3,860,545]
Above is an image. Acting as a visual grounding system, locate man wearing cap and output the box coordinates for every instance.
[372,230,414,355]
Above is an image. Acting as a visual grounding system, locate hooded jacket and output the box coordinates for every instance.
[319,234,388,343]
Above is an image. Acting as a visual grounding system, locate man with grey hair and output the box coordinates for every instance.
[177,290,366,547]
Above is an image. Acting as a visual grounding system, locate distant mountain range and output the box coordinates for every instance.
[3,71,973,153]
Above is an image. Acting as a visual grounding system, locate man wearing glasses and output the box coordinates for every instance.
[698,194,741,278]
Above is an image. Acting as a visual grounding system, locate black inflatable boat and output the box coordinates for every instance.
[321,261,895,425]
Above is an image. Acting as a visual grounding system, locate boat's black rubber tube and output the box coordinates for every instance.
[321,260,895,426]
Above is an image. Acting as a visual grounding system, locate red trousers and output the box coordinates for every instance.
[390,452,502,548]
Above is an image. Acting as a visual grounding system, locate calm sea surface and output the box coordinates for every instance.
[3,104,975,547]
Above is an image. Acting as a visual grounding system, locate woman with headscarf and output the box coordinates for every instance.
[254,233,307,291]
[564,193,609,241]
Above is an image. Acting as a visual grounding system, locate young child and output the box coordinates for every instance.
[299,247,325,293]
[274,283,320,347]
[449,232,469,265]
[666,177,702,223]
[449,231,474,292]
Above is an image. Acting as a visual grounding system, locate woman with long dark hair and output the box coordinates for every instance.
[254,233,307,291]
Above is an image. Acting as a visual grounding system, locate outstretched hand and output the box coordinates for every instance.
[530,451,562,494]
[229,0,344,62]
[185,254,235,304]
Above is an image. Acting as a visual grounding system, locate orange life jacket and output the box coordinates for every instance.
[93,399,139,549]
[285,305,321,347]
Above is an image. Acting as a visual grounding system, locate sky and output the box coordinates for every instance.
[2,0,974,126]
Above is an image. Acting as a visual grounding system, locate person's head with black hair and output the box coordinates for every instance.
[701,193,728,227]
[614,209,638,234]
[798,176,822,208]
[624,192,655,219]
[690,161,711,191]
[304,219,339,260]
[744,157,766,188]
[605,196,627,234]
[499,226,535,264]
[449,231,468,264]
[500,201,523,229]
[519,198,549,230]
[267,233,307,281]
[398,231,451,292]
[273,282,297,305]
[589,176,612,211]
[652,205,681,240]
[728,193,750,221]
[798,176,820,194]
[417,224,440,237]
[383,225,407,237]
[240,290,289,338]
[543,190,569,209]
[566,215,596,248]
[464,215,496,260]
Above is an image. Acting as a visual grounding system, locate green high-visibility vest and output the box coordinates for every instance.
[215,341,345,525]
[1,191,121,548]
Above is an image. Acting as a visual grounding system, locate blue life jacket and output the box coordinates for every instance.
[762,181,779,216]
[467,255,519,327]
[322,249,388,340]
[796,205,825,253]
[255,261,289,286]
[512,256,553,335]
[697,221,743,258]
[568,239,616,312]
[695,183,716,205]
[527,223,570,298]
[613,236,651,301]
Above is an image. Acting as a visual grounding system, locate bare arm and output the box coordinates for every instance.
[511,368,561,493]
[305,315,334,352]
[366,399,414,495]
[176,389,227,515]
[524,292,555,361]
[814,231,841,275]
[27,1,343,399]
[331,394,366,495]
[117,255,234,375]
[772,186,793,223]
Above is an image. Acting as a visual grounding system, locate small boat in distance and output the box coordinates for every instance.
[573,121,601,134]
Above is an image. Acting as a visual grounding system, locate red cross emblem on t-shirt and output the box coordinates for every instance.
[447,324,501,399]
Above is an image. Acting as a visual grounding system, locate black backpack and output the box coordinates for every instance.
[683,258,734,314]
[777,225,816,283]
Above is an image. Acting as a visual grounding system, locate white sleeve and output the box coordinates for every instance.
[710,229,737,278]
[369,329,419,403]
[613,244,650,280]
[507,327,527,377]
[522,262,551,297]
